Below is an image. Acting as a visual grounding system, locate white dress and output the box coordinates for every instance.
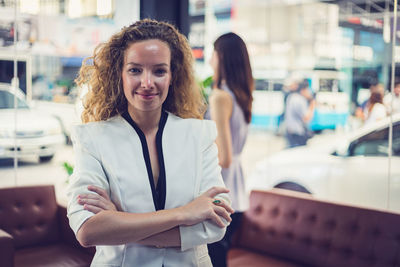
[365,103,387,126]
[205,85,249,211]
[384,93,400,114]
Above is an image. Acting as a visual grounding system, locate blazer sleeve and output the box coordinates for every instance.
[66,124,111,235]
[179,120,231,251]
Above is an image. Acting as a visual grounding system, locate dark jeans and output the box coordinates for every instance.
[286,132,308,148]
[207,212,243,267]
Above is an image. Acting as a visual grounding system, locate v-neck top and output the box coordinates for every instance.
[121,110,168,211]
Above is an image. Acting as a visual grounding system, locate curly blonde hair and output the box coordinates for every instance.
[76,19,205,123]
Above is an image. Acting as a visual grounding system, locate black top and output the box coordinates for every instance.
[122,110,168,211]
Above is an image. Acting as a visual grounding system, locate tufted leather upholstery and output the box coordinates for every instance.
[0,185,94,267]
[228,189,400,267]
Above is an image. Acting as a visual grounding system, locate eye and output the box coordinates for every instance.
[154,68,168,76]
[128,67,141,74]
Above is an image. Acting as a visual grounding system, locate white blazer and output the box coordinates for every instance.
[67,112,230,267]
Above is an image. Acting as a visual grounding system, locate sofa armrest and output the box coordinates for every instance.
[57,204,95,256]
[0,228,14,267]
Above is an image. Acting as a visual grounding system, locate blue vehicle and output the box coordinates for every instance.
[251,78,284,130]
[308,70,349,131]
[251,70,349,132]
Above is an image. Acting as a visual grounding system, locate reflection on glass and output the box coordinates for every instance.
[351,122,400,157]
[0,90,29,109]
[0,0,397,213]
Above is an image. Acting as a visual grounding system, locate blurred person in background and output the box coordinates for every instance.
[355,83,384,121]
[278,75,301,130]
[283,75,302,99]
[284,79,315,148]
[206,32,254,267]
[364,90,386,126]
[67,19,233,267]
[384,78,400,115]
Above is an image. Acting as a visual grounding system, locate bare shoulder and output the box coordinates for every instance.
[209,89,232,106]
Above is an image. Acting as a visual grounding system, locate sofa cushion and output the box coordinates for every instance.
[228,248,301,267]
[231,189,400,267]
[0,185,60,248]
[14,243,93,267]
[0,229,14,267]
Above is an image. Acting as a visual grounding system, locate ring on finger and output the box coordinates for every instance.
[212,199,221,205]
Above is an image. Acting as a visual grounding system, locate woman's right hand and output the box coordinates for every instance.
[178,186,234,228]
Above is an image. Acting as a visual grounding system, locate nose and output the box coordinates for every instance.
[141,70,153,89]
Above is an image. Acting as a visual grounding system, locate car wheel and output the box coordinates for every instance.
[39,155,54,163]
[274,182,311,194]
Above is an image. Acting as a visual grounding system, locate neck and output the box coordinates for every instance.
[127,107,162,134]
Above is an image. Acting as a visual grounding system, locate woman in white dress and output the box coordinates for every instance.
[365,91,387,126]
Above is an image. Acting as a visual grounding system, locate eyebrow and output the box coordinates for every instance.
[126,62,169,67]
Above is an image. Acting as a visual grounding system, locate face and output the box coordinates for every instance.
[209,50,219,81]
[122,39,172,115]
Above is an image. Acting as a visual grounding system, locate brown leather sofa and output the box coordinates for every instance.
[228,189,400,267]
[0,185,94,267]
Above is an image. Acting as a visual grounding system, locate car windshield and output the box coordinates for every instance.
[0,90,29,109]
[348,122,400,157]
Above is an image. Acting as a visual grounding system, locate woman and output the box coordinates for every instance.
[206,32,254,267]
[67,19,233,267]
[364,90,387,126]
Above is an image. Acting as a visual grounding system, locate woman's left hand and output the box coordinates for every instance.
[77,185,117,214]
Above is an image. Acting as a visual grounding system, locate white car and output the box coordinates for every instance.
[247,113,400,213]
[0,84,65,162]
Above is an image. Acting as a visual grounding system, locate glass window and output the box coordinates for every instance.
[350,122,400,157]
[0,0,397,214]
[0,90,29,109]
[187,0,400,213]
[392,125,400,157]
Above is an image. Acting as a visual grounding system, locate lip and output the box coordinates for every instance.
[135,92,159,100]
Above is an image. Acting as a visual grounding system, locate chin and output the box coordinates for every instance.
[135,105,163,113]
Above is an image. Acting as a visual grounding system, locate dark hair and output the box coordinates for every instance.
[213,32,254,123]
[368,91,383,113]
[297,79,309,92]
[76,19,205,122]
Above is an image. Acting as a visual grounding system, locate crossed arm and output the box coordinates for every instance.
[76,185,233,248]
[70,121,232,249]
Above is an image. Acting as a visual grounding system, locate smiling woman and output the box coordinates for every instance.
[122,39,171,117]
[67,19,233,267]
[76,19,204,123]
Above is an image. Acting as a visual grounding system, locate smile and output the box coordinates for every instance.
[135,92,159,100]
